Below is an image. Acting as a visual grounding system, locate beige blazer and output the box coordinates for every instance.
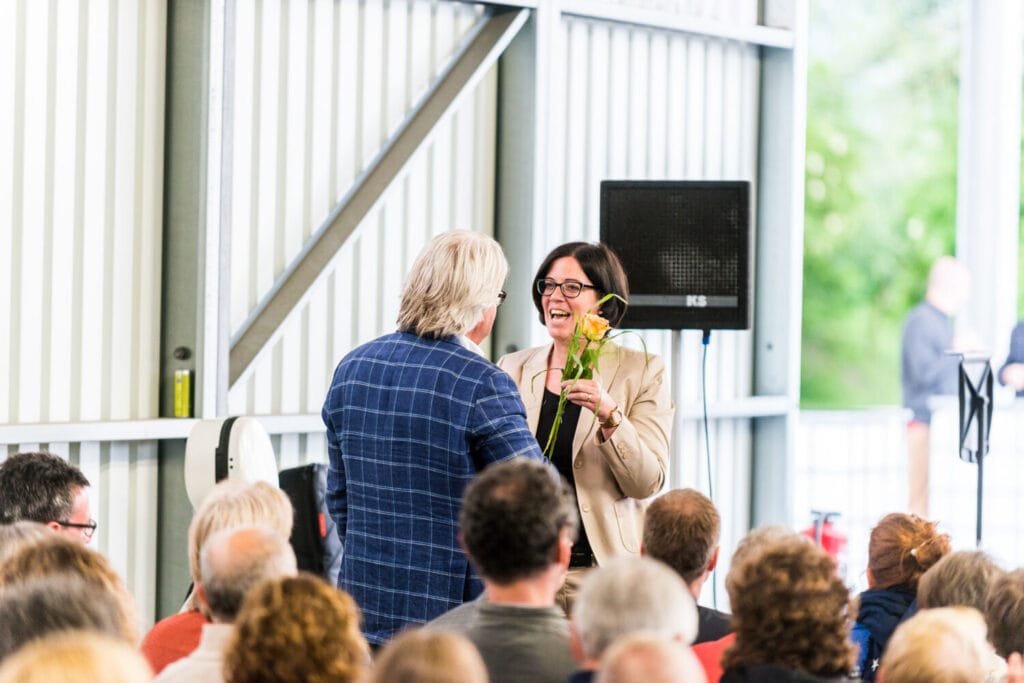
[497,342,673,564]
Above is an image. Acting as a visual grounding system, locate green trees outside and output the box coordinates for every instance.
[801,1,960,408]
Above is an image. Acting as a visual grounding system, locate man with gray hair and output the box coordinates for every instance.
[155,526,297,683]
[568,556,699,683]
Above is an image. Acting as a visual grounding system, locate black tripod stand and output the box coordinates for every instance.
[957,354,993,547]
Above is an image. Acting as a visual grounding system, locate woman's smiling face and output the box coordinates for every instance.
[541,256,600,344]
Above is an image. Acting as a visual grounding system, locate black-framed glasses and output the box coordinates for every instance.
[497,290,507,307]
[58,519,98,539]
[536,278,597,299]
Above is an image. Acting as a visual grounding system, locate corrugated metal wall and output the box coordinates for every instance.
[0,0,165,628]
[226,0,496,415]
[0,0,166,424]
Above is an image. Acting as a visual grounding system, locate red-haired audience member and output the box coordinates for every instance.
[850,513,950,681]
[568,556,698,683]
[643,488,731,644]
[597,633,707,683]
[987,569,1024,658]
[0,536,139,644]
[0,631,153,683]
[877,607,990,683]
[691,525,796,683]
[140,480,294,674]
[720,534,855,683]
[224,574,369,683]
[426,459,578,683]
[917,550,1003,612]
[369,629,489,683]
[154,526,298,683]
[0,452,94,544]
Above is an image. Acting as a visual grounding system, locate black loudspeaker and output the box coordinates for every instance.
[600,180,752,330]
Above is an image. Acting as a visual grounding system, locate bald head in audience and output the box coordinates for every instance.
[597,633,706,683]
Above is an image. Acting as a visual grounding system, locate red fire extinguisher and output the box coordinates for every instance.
[802,510,848,579]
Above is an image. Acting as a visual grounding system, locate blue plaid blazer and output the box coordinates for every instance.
[321,331,544,644]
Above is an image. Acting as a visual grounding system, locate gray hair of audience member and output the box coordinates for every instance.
[0,521,51,567]
[0,574,125,660]
[0,452,89,525]
[879,606,990,683]
[199,525,298,623]
[643,488,720,585]
[369,628,489,683]
[596,632,707,683]
[572,556,698,661]
[185,480,294,614]
[0,630,154,683]
[917,550,1003,611]
[459,458,578,584]
[729,524,799,568]
[396,230,509,339]
[985,568,1024,658]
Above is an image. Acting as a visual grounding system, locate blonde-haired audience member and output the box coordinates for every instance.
[0,631,153,683]
[224,574,368,683]
[851,512,950,681]
[0,521,51,566]
[917,550,1003,611]
[0,575,126,660]
[597,633,707,683]
[720,535,855,683]
[140,480,294,674]
[0,535,138,643]
[370,629,489,683]
[878,607,991,683]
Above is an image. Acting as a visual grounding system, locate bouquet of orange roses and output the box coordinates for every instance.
[541,293,623,459]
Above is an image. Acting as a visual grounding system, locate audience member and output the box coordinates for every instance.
[0,575,125,660]
[0,521,50,566]
[0,535,138,643]
[568,556,698,683]
[850,512,950,681]
[692,525,797,683]
[877,607,990,683]
[0,452,94,544]
[140,479,294,674]
[427,458,577,683]
[900,256,970,516]
[720,534,855,683]
[369,629,489,683]
[224,574,368,683]
[154,526,298,683]
[322,230,543,644]
[597,633,707,683]
[917,549,1003,611]
[0,630,153,683]
[643,488,731,643]
[985,568,1024,660]
[998,319,1024,396]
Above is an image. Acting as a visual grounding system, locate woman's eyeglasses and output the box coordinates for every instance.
[536,278,597,298]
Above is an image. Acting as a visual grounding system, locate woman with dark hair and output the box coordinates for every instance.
[497,242,672,609]
[721,535,856,683]
[850,512,951,681]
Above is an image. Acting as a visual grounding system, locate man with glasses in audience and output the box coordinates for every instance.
[0,451,96,544]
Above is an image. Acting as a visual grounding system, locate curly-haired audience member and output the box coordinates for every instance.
[140,480,294,674]
[224,574,368,683]
[0,535,139,643]
[0,631,153,683]
[986,568,1024,661]
[850,513,950,681]
[917,550,1003,611]
[720,534,855,682]
[370,629,489,683]
[878,607,990,683]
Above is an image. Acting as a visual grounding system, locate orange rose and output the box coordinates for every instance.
[580,313,610,342]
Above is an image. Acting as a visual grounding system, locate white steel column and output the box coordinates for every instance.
[955,0,1022,364]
